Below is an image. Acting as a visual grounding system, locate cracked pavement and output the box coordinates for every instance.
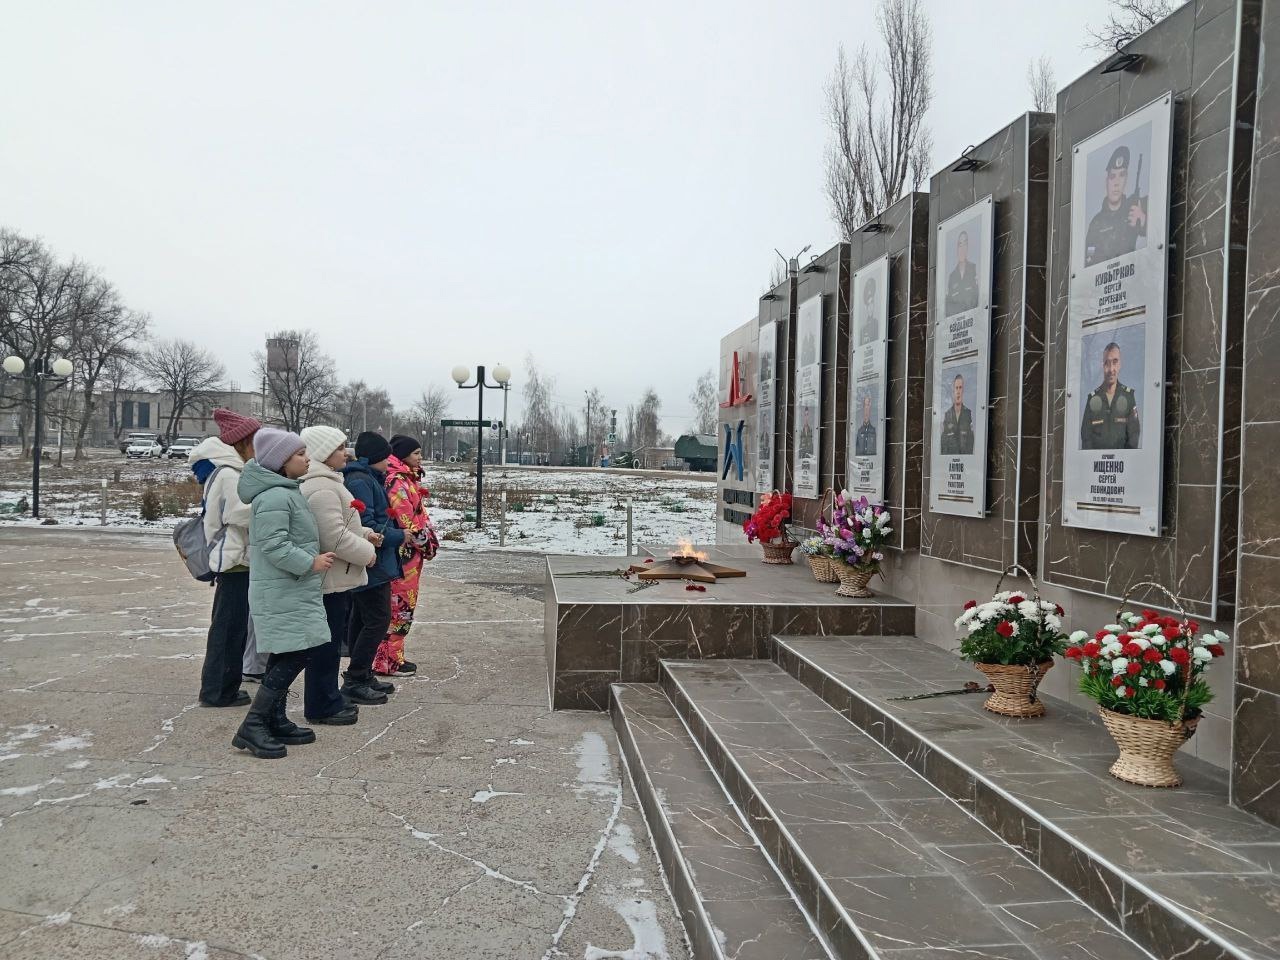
[0,528,689,960]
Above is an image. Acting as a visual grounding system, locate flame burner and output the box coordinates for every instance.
[629,546,746,584]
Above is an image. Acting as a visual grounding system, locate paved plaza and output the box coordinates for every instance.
[0,528,689,960]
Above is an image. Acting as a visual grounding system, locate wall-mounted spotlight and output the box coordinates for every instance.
[1101,40,1144,74]
[951,145,982,173]
[860,218,886,234]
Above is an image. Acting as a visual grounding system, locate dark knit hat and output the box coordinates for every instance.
[389,435,422,461]
[354,431,392,464]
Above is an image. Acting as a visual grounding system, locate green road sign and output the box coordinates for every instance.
[441,419,492,428]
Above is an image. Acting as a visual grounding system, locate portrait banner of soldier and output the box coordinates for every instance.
[1064,93,1172,537]
[929,197,993,518]
[792,295,823,498]
[756,320,778,493]
[846,256,889,501]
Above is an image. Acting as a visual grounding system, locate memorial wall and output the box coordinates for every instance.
[713,0,1264,778]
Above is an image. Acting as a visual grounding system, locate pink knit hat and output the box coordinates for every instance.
[213,408,261,445]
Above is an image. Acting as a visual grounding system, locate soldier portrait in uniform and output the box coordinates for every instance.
[944,229,981,317]
[939,371,975,456]
[857,277,879,345]
[1084,145,1148,266]
[1079,328,1143,450]
[854,391,877,456]
[797,402,816,461]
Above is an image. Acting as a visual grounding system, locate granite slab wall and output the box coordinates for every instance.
[715,317,759,544]
[1232,0,1280,826]
[791,243,850,531]
[1043,0,1259,620]
[844,192,929,551]
[921,112,1053,575]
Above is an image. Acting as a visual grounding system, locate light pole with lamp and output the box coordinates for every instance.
[3,353,75,518]
[451,363,511,528]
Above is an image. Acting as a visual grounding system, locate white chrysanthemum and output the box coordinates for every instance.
[1129,637,1150,650]
[1141,624,1161,636]
[1159,659,1177,676]
[977,605,1000,622]
[968,620,983,634]
[1111,657,1129,675]
[1137,676,1149,687]
[993,591,1012,602]
[1044,614,1062,632]
[1104,624,1125,633]
[1121,612,1142,624]
[1069,630,1089,644]
[1103,641,1124,656]
[1017,600,1038,618]
[1149,634,1168,647]
[1193,647,1213,662]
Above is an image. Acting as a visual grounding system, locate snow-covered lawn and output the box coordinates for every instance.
[0,453,717,554]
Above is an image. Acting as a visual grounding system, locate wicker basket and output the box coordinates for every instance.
[807,554,839,583]
[1100,708,1196,788]
[835,563,875,598]
[761,538,797,565]
[974,661,1054,718]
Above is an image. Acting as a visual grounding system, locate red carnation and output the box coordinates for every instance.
[1208,644,1225,658]
[1054,604,1065,616]
[1083,641,1102,658]
[349,498,367,513]
[1008,594,1025,605]
[963,600,978,610]
[1153,678,1166,690]
[995,621,1015,638]
[1120,686,1133,697]
[1065,646,1082,660]
[1141,609,1159,622]
[1169,647,1191,665]
[1161,626,1181,641]
[1111,676,1125,687]
[1187,620,1200,635]
[1123,642,1143,657]
[1159,615,1179,630]
[1126,662,1142,676]
[1143,648,1163,663]
[1094,629,1111,642]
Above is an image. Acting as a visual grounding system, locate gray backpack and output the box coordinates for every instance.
[172,466,230,582]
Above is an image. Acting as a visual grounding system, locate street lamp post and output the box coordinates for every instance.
[451,363,511,528]
[3,354,75,518]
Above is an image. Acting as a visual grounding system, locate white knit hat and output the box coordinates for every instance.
[300,425,347,464]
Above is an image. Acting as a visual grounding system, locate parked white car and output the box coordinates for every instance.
[126,438,165,459]
[167,436,203,460]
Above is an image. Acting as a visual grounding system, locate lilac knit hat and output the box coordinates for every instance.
[254,427,305,473]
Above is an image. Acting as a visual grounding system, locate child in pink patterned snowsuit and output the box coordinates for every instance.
[373,436,437,676]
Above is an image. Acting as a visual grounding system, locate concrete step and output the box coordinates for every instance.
[610,682,830,960]
[661,658,1163,960]
[773,635,1280,960]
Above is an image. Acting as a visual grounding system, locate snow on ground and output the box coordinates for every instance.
[0,451,717,554]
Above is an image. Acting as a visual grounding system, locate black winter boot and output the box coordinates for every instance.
[367,674,396,694]
[341,669,389,705]
[271,693,316,745]
[232,686,288,759]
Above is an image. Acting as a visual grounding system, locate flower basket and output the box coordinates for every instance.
[975,660,1054,718]
[1099,707,1196,788]
[955,564,1068,719]
[1067,580,1228,788]
[835,563,875,598]
[761,537,797,564]
[807,553,839,582]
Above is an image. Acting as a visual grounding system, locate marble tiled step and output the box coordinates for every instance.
[660,658,1161,960]
[610,683,831,960]
[774,635,1280,960]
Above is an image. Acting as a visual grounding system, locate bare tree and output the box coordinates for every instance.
[522,354,559,462]
[1086,0,1175,51]
[823,0,933,239]
[583,386,606,449]
[332,380,393,438]
[140,338,224,439]
[635,388,662,454]
[1027,55,1056,113]
[689,369,718,435]
[413,384,451,429]
[101,350,146,448]
[253,329,337,433]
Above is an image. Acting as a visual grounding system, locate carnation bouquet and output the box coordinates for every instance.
[955,593,1067,667]
[742,492,793,545]
[1066,608,1228,723]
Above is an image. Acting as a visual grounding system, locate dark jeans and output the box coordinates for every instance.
[347,583,391,676]
[263,648,314,693]
[307,593,352,718]
[200,571,250,705]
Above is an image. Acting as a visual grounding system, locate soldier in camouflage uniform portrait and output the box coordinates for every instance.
[939,373,974,455]
[1084,145,1147,267]
[1080,341,1140,449]
[854,394,876,456]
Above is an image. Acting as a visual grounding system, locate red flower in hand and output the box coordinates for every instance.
[995,621,1015,638]
[349,498,367,513]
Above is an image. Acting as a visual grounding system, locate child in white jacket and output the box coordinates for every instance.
[299,426,381,722]
[188,409,261,707]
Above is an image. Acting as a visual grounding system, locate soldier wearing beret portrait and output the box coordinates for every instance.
[1085,145,1147,267]
[1080,341,1141,450]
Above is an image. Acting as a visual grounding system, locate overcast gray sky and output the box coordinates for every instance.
[4,0,1117,434]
